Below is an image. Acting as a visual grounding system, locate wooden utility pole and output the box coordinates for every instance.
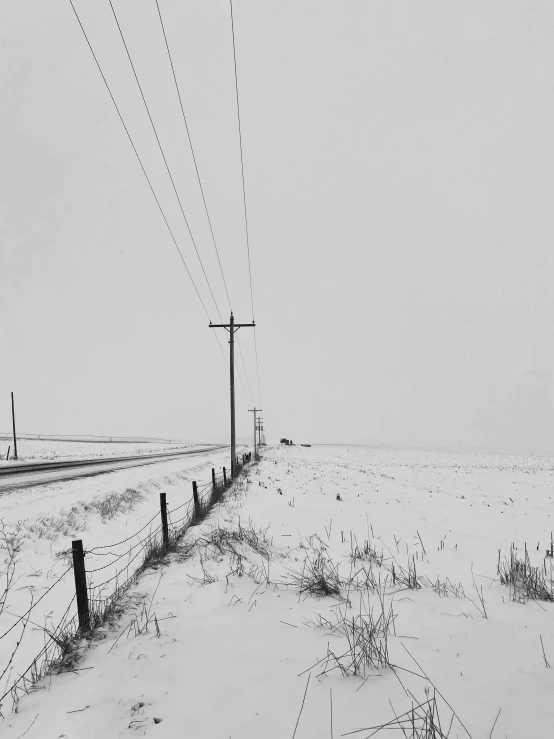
[256,417,264,447]
[210,313,255,477]
[11,392,18,461]
[248,407,262,459]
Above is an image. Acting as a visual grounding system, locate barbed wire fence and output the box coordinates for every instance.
[0,452,254,715]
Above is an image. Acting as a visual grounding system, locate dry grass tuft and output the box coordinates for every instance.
[498,544,554,603]
[305,593,395,676]
[349,691,450,738]
[287,550,342,598]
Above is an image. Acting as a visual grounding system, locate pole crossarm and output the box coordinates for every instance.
[209,323,255,329]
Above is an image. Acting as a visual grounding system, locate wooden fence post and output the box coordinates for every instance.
[160,493,169,548]
[212,468,216,490]
[223,467,227,487]
[72,540,90,632]
[192,481,200,519]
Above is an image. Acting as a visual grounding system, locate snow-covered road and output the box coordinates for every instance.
[0,446,225,492]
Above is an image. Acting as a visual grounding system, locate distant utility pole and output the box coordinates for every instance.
[11,392,18,461]
[210,313,255,477]
[248,407,262,459]
[256,417,263,447]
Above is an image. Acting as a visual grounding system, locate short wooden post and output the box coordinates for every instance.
[212,468,216,490]
[160,493,169,548]
[223,467,227,487]
[6,446,10,461]
[72,540,90,632]
[192,481,200,519]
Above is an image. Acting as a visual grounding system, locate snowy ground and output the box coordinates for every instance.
[2,444,554,737]
[0,438,203,466]
[0,445,234,709]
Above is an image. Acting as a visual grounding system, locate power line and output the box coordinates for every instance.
[107,0,224,324]
[68,1,253,411]
[154,0,257,406]
[67,0,211,322]
[67,1,234,379]
[105,0,255,402]
[228,0,254,319]
[154,0,233,315]
[228,0,263,407]
[237,338,255,406]
[109,0,255,410]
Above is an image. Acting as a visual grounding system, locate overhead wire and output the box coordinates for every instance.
[228,0,263,408]
[66,1,235,385]
[69,1,255,412]
[107,0,226,325]
[154,0,232,313]
[108,0,255,407]
[154,0,257,408]
[67,0,211,323]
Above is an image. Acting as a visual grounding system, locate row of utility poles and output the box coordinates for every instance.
[210,313,259,477]
[248,407,262,459]
[256,416,265,446]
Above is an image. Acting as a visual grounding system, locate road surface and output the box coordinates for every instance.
[0,446,227,493]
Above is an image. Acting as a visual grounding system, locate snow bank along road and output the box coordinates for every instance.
[0,445,226,492]
[2,444,554,738]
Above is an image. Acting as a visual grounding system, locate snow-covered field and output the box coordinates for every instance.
[0,438,202,465]
[2,444,554,737]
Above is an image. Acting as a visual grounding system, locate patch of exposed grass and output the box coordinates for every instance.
[28,488,146,542]
[198,519,273,560]
[498,544,554,603]
[86,488,145,522]
[350,536,384,568]
[305,593,395,676]
[287,550,342,598]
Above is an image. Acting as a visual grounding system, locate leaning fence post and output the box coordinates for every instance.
[192,481,200,519]
[72,540,90,632]
[223,467,227,487]
[160,493,169,548]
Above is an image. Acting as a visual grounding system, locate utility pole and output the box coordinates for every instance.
[256,417,263,447]
[210,313,255,477]
[11,392,18,461]
[248,407,262,459]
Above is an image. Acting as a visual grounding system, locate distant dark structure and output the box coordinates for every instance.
[301,444,311,447]
[280,438,294,446]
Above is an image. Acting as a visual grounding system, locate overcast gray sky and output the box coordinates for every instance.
[1,1,553,454]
